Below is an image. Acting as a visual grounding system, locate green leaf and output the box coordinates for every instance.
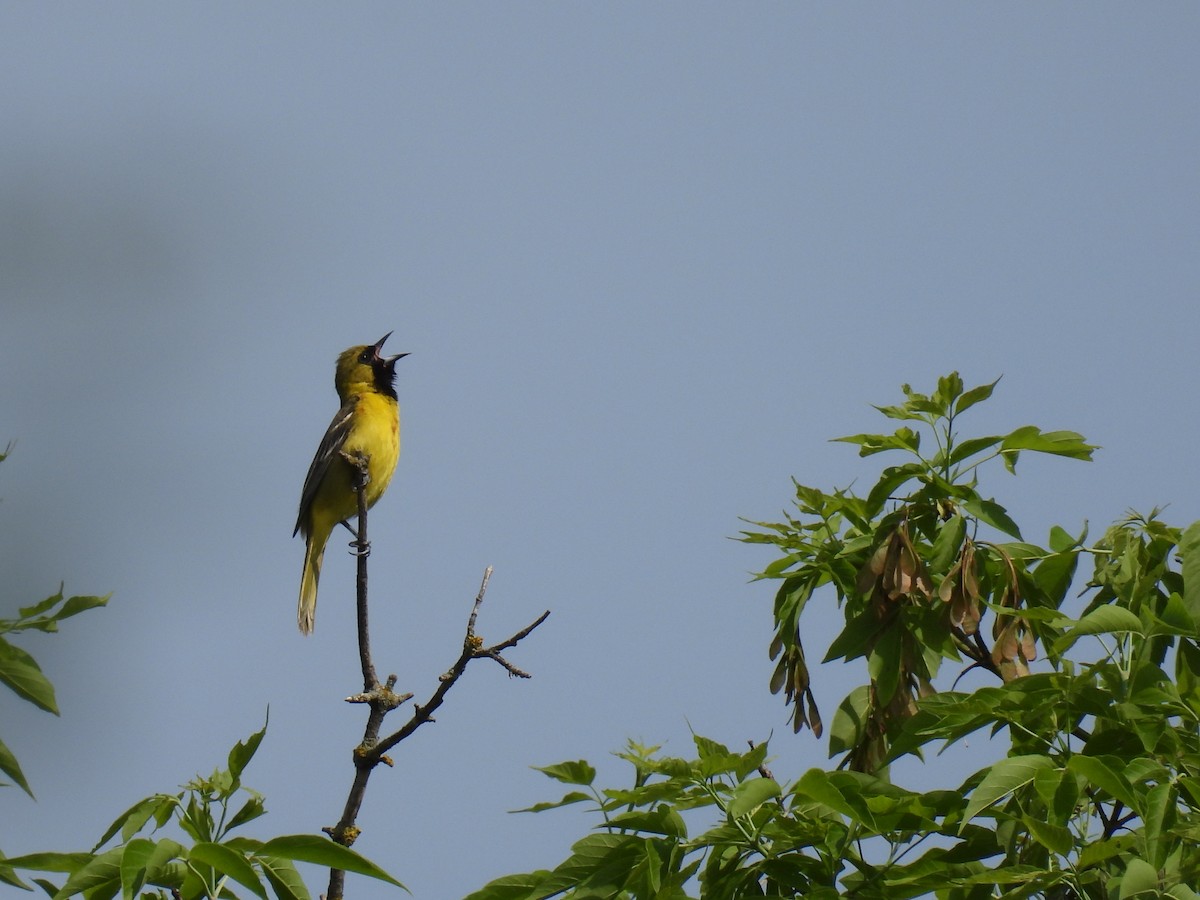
[0,733,32,797]
[1180,521,1200,623]
[692,734,731,759]
[256,835,405,890]
[257,856,311,900]
[227,714,269,786]
[1141,782,1173,869]
[0,636,58,713]
[865,463,927,515]
[119,838,154,900]
[828,685,870,756]
[1079,832,1137,869]
[1048,524,1082,553]
[958,497,1022,540]
[1055,606,1144,653]
[92,796,167,851]
[8,590,107,636]
[872,402,926,423]
[695,750,747,779]
[463,871,554,900]
[929,515,967,574]
[825,611,885,664]
[868,625,902,705]
[726,777,781,818]
[16,589,65,620]
[1149,593,1199,638]
[532,760,596,787]
[604,805,687,839]
[52,846,122,900]
[1,852,95,874]
[531,833,640,896]
[934,372,965,409]
[1067,756,1138,809]
[831,428,920,458]
[225,794,267,833]
[1178,640,1200,711]
[53,594,110,621]
[772,574,813,623]
[1033,765,1079,827]
[1000,426,1096,462]
[180,792,213,843]
[990,541,1048,561]
[1118,857,1159,899]
[143,838,185,882]
[794,769,874,827]
[1032,550,1079,608]
[954,377,1001,415]
[960,755,1055,830]
[602,781,691,809]
[512,790,592,814]
[188,842,266,899]
[1024,815,1072,856]
[0,861,31,891]
[736,741,768,781]
[947,434,1004,467]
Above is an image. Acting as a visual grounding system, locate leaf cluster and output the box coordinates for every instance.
[741,373,1097,767]
[1,443,402,899]
[474,374,1200,898]
[0,588,110,797]
[2,718,405,899]
[468,736,796,900]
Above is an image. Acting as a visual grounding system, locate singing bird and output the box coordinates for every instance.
[294,333,408,634]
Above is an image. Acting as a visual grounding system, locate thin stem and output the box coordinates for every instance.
[350,453,378,692]
[368,583,550,759]
[326,452,376,900]
[318,457,550,899]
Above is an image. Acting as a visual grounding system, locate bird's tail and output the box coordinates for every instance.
[297,530,327,635]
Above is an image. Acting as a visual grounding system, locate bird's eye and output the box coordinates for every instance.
[360,350,373,363]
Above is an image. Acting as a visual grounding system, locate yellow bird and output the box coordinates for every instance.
[294,333,408,634]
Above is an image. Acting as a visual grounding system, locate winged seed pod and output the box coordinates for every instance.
[989,547,1037,680]
[857,521,933,604]
[938,538,982,634]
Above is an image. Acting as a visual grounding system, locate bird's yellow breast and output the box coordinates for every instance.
[306,391,400,532]
[343,391,400,508]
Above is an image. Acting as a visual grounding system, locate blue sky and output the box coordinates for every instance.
[2,5,1198,898]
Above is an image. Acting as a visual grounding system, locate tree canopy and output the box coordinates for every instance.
[468,374,1200,899]
[6,375,1200,899]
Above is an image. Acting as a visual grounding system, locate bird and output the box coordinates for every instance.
[294,332,408,634]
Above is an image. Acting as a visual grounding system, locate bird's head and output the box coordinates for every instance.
[334,332,409,400]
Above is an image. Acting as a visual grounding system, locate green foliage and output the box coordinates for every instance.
[473,374,1200,898]
[0,447,110,802]
[743,372,1098,752]
[4,718,406,899]
[0,588,110,797]
[0,448,404,898]
[0,445,114,885]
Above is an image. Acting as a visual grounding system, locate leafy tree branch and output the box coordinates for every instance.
[469,373,1200,899]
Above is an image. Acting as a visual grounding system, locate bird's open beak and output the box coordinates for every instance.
[373,332,409,365]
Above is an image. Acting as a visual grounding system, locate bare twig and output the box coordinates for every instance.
[326,455,377,900]
[322,455,550,900]
[366,578,550,758]
[342,450,378,692]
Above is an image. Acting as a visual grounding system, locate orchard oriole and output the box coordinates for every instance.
[294,333,407,634]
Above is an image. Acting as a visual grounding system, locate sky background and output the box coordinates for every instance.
[2,5,1198,898]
